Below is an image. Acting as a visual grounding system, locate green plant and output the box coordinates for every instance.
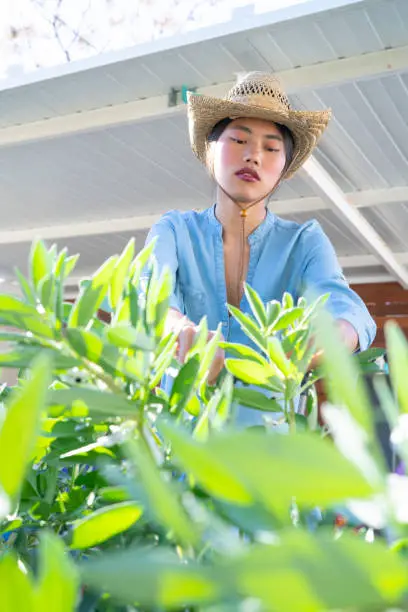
[0,238,406,612]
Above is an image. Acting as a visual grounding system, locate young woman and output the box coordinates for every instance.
[143,72,376,419]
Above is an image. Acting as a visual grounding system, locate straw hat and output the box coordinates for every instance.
[187,71,331,179]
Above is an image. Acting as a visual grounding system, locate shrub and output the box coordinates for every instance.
[0,238,406,611]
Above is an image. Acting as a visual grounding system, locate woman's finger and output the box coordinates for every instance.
[177,326,196,363]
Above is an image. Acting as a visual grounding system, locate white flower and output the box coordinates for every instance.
[391,414,408,446]
[0,488,10,521]
[348,474,408,529]
[322,403,382,486]
[389,474,408,523]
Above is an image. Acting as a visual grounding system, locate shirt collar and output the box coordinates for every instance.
[206,203,276,243]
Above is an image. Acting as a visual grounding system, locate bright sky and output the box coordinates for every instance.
[0,0,310,79]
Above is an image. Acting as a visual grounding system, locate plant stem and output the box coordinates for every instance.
[289,397,296,434]
[35,335,123,395]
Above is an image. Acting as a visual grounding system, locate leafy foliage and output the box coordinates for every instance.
[0,239,406,611]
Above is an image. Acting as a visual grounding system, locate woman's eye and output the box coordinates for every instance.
[230,137,245,144]
[266,147,280,152]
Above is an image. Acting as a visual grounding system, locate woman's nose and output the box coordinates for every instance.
[243,143,261,165]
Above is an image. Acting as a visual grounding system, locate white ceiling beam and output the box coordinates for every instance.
[0,214,161,245]
[0,184,406,245]
[339,252,408,269]
[302,156,408,289]
[270,185,408,215]
[1,45,408,148]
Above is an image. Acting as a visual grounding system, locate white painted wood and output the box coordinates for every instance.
[302,156,408,288]
[0,214,164,244]
[1,44,407,148]
[0,184,406,244]
[271,186,408,215]
[339,252,408,269]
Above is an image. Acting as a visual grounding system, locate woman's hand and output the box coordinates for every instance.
[177,321,225,385]
[307,318,359,370]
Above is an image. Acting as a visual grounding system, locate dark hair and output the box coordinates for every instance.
[207,117,295,175]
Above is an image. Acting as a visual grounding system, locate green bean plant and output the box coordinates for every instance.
[0,238,406,612]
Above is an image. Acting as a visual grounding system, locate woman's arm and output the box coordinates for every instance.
[143,219,224,384]
[300,221,376,355]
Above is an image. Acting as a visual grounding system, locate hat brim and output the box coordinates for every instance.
[187,93,331,179]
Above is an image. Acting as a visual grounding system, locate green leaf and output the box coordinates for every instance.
[302,293,329,323]
[99,486,130,503]
[160,421,252,505]
[30,239,51,291]
[149,333,177,389]
[131,237,157,279]
[385,321,408,414]
[125,439,198,546]
[266,301,281,327]
[110,239,135,310]
[0,347,42,369]
[170,355,200,415]
[313,310,373,433]
[219,342,266,364]
[281,328,310,361]
[65,327,104,360]
[267,337,294,377]
[38,274,56,312]
[188,317,208,357]
[357,347,386,364]
[129,284,139,328]
[0,295,54,339]
[63,254,80,279]
[225,359,283,392]
[47,388,139,418]
[68,256,117,328]
[151,267,173,336]
[273,307,304,331]
[34,532,78,612]
[233,388,282,412]
[228,305,267,352]
[80,547,222,608]
[70,502,142,549]
[244,284,267,327]
[65,328,135,380]
[54,248,67,277]
[165,428,376,513]
[14,267,36,305]
[0,554,35,612]
[213,374,233,427]
[233,529,408,611]
[0,353,51,498]
[185,394,201,417]
[112,294,131,325]
[282,292,294,310]
[106,325,155,351]
[48,243,57,260]
[193,377,233,440]
[198,324,222,380]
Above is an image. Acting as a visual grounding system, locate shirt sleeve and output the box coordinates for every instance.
[141,214,182,312]
[300,221,376,351]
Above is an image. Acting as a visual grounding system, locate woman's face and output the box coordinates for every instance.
[212,117,287,204]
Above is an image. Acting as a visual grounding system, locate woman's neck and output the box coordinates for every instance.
[214,188,268,238]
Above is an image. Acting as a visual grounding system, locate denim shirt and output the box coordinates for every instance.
[144,205,376,352]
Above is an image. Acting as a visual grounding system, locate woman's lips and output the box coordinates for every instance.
[235,168,260,182]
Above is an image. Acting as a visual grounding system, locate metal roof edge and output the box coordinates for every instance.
[0,0,365,93]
